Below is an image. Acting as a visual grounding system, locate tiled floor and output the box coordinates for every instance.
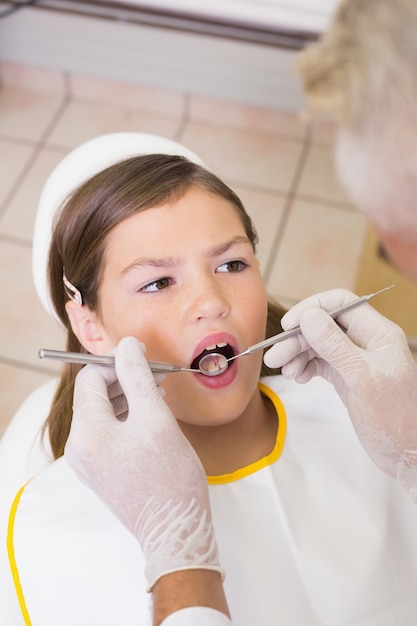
[0,60,369,437]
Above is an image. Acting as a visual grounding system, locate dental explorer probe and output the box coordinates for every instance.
[199,283,399,369]
[39,283,398,376]
[197,282,399,374]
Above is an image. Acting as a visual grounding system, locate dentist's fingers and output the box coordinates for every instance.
[72,365,117,425]
[280,350,318,382]
[113,337,168,425]
[264,289,359,371]
[263,333,311,369]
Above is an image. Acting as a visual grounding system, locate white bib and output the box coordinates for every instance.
[5,377,417,625]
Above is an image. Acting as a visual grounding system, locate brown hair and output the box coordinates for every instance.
[45,154,286,458]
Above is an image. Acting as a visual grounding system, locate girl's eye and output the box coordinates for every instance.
[140,277,173,292]
[216,260,248,273]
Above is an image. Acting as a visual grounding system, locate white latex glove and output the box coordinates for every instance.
[65,336,223,590]
[263,289,417,501]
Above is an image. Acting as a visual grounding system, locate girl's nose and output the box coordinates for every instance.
[187,277,230,322]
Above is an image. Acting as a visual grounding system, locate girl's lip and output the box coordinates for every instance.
[190,331,239,367]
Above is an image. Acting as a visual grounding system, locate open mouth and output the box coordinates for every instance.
[190,342,235,372]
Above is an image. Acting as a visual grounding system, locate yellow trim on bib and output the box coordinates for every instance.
[7,480,33,626]
[207,382,286,485]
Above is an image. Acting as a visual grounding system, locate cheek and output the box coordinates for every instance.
[242,279,268,334]
[97,294,158,349]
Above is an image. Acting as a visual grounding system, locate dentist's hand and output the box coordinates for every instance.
[264,289,417,500]
[65,336,223,590]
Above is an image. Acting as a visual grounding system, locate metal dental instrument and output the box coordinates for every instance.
[38,349,200,374]
[39,283,398,377]
[198,282,400,375]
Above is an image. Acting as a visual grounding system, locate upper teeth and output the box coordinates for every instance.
[205,342,227,351]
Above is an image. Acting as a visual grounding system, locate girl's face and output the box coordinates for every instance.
[94,186,268,427]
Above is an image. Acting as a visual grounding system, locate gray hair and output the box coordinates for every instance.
[297,0,417,241]
[297,0,417,131]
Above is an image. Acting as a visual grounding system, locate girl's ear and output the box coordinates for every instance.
[65,300,109,354]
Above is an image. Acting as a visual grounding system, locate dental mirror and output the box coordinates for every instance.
[197,352,229,376]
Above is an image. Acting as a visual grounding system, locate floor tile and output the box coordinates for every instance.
[70,72,184,116]
[189,93,306,138]
[231,185,286,275]
[297,141,352,205]
[46,100,184,150]
[180,121,305,191]
[0,146,69,242]
[307,117,339,145]
[0,140,36,212]
[1,61,66,95]
[0,87,64,143]
[266,198,369,302]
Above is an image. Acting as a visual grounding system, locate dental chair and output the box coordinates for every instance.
[0,132,205,626]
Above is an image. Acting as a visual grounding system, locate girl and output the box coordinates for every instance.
[45,151,284,461]
[6,136,417,626]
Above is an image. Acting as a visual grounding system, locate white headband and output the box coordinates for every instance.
[32,132,206,325]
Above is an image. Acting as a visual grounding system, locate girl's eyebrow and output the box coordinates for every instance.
[210,235,251,257]
[121,257,179,276]
[121,235,251,276]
